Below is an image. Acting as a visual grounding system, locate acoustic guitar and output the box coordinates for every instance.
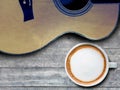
[0,0,119,54]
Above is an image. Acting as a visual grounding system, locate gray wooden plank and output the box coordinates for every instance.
[0,48,119,67]
[0,87,120,90]
[0,67,118,87]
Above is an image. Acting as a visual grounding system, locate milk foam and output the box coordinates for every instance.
[70,47,104,82]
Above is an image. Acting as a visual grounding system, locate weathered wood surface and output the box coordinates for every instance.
[0,14,120,90]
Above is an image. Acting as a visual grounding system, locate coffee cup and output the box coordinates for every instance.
[65,43,117,87]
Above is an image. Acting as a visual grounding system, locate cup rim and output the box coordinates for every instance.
[65,43,109,87]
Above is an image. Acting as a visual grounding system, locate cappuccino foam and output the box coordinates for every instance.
[66,45,106,84]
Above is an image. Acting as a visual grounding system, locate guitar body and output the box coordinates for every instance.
[0,0,119,54]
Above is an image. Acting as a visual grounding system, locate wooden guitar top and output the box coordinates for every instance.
[0,0,119,54]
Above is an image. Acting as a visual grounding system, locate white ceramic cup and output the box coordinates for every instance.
[65,43,117,87]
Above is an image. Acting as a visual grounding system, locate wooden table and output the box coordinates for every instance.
[0,20,120,90]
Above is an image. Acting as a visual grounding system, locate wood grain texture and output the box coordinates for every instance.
[0,87,120,90]
[0,48,120,68]
[0,14,120,90]
[0,67,119,87]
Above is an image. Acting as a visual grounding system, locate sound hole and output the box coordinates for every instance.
[60,0,89,10]
[53,0,92,16]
